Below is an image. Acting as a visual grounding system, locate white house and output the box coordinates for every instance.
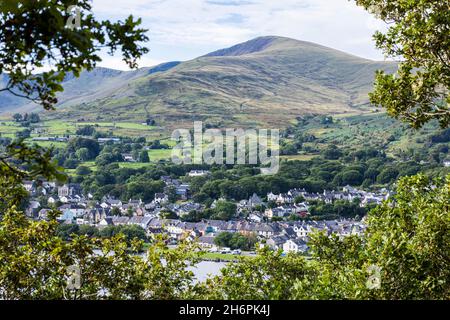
[248,213,263,223]
[283,239,308,254]
[188,170,210,177]
[154,193,169,205]
[266,192,278,202]
[444,159,450,167]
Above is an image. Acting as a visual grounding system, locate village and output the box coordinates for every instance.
[22,169,392,255]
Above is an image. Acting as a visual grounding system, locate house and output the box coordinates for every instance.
[58,183,81,197]
[248,193,263,208]
[283,239,308,254]
[154,193,169,205]
[83,207,110,224]
[292,224,310,238]
[264,206,295,219]
[264,207,287,219]
[187,170,210,177]
[128,216,152,229]
[267,192,278,202]
[197,235,216,248]
[276,193,293,205]
[98,138,120,144]
[111,216,130,226]
[266,235,289,250]
[58,204,86,220]
[247,223,281,238]
[444,159,450,167]
[122,153,136,162]
[23,180,34,193]
[343,185,358,193]
[122,199,144,215]
[26,200,41,218]
[177,202,203,217]
[38,209,51,220]
[48,196,57,204]
[293,203,309,217]
[288,188,307,198]
[101,197,122,208]
[360,196,382,207]
[248,212,263,223]
[175,184,190,200]
[98,217,114,227]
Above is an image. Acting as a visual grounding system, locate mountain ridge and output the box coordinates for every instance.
[0,36,397,130]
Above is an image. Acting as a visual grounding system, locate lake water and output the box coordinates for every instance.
[189,261,227,282]
[93,249,227,283]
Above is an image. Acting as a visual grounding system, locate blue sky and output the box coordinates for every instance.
[91,0,389,70]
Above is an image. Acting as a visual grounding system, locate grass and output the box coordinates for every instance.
[281,154,317,161]
[28,140,67,149]
[78,122,155,131]
[148,149,173,162]
[200,252,252,261]
[118,162,153,169]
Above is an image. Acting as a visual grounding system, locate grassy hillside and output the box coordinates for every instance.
[2,36,398,131]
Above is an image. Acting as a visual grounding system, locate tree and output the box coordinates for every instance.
[15,129,31,139]
[342,170,364,186]
[75,165,92,175]
[75,147,91,161]
[361,174,450,299]
[376,167,399,184]
[0,143,201,299]
[355,0,449,128]
[214,232,233,248]
[111,206,121,216]
[68,138,100,160]
[29,113,40,123]
[139,150,150,163]
[181,210,210,223]
[76,125,96,136]
[323,145,342,160]
[12,113,22,122]
[212,201,237,221]
[0,0,148,109]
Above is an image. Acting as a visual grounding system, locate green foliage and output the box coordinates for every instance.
[68,138,100,160]
[139,150,150,163]
[0,0,148,109]
[323,145,342,160]
[76,125,96,136]
[75,165,92,175]
[214,232,257,250]
[308,200,368,219]
[0,153,200,299]
[99,225,147,243]
[212,201,237,221]
[364,174,450,299]
[355,0,450,128]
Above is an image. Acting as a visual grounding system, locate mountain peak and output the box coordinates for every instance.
[204,36,285,57]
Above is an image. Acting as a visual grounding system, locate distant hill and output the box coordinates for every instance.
[0,36,397,129]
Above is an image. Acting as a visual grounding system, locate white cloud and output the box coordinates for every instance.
[89,0,389,70]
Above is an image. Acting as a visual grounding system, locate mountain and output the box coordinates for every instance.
[0,36,397,129]
[0,64,179,114]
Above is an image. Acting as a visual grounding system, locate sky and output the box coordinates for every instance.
[91,0,389,70]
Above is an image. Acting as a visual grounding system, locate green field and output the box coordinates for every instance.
[200,252,254,261]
